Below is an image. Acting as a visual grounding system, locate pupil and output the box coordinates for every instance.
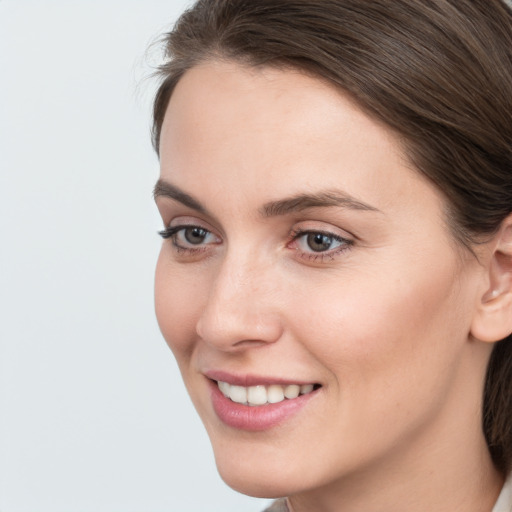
[307,233,332,252]
[185,227,206,244]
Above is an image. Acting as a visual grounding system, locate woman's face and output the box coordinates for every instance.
[155,61,488,497]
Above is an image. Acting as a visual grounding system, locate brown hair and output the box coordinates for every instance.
[151,0,512,474]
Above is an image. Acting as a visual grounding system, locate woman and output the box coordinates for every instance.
[151,1,512,511]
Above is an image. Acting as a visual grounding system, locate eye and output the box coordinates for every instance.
[289,229,353,260]
[158,224,221,251]
[179,226,210,245]
[302,232,340,252]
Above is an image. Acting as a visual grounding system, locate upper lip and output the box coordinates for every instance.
[204,369,318,387]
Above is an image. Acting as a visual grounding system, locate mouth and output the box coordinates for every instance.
[216,380,320,406]
[205,372,322,430]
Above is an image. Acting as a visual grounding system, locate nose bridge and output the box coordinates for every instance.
[196,247,282,349]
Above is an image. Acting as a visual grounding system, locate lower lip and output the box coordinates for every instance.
[209,380,317,431]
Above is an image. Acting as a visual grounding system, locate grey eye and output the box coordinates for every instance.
[184,227,209,244]
[306,233,335,252]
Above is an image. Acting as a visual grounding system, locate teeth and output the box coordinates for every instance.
[247,385,267,406]
[218,380,230,396]
[267,385,285,404]
[229,385,247,404]
[284,384,300,399]
[217,381,317,406]
[300,384,314,395]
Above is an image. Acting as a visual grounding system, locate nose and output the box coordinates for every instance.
[195,254,283,351]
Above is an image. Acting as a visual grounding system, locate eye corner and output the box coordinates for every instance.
[157,222,223,262]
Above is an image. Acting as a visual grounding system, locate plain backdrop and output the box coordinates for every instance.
[6,2,511,512]
[0,1,272,511]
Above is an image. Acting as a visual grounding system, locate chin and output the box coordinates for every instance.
[217,463,295,499]
[211,440,318,499]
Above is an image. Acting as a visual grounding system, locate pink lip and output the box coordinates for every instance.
[205,369,314,387]
[206,376,319,432]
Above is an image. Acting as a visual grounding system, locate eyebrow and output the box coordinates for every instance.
[153,179,208,214]
[153,179,380,217]
[261,191,380,217]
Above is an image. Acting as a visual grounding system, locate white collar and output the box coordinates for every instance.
[493,477,512,512]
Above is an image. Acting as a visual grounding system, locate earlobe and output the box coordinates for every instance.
[470,219,512,343]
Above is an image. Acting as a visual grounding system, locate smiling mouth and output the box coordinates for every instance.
[216,381,321,406]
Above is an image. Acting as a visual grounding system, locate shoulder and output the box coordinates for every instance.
[261,478,512,512]
[262,498,289,512]
[492,476,512,512]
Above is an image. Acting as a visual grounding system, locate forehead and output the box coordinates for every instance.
[161,60,398,155]
[158,60,440,221]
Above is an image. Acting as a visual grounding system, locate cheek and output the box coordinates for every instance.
[154,249,203,361]
[269,260,471,478]
[291,258,468,411]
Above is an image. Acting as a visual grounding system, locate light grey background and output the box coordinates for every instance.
[0,1,271,511]
[4,2,510,511]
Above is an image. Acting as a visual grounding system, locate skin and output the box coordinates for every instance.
[154,60,503,512]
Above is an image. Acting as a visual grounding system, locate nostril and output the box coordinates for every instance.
[232,338,272,348]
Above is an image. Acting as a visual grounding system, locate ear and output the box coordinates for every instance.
[471,215,512,343]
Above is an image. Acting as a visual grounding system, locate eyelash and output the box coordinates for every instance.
[158,225,353,261]
[158,225,216,254]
